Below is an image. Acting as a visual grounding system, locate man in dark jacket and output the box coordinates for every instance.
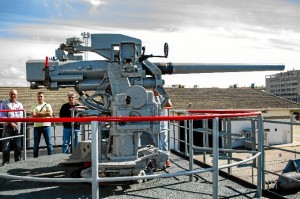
[59,92,81,154]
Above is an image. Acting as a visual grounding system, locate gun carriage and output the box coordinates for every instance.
[26,33,284,177]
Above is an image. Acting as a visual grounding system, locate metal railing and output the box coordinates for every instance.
[171,110,300,196]
[0,111,264,199]
[168,110,265,198]
[0,109,27,160]
[262,143,300,191]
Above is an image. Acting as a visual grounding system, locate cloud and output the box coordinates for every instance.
[84,0,104,14]
[1,0,300,88]
[3,1,300,35]
[84,0,103,7]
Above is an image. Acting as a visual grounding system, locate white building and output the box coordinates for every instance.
[265,70,300,102]
[166,87,300,149]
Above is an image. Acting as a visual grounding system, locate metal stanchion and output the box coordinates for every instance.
[212,117,219,199]
[189,119,194,182]
[22,110,27,160]
[91,121,99,199]
[256,114,264,198]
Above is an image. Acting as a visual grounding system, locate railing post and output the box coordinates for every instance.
[171,110,176,151]
[91,121,99,199]
[227,118,232,175]
[213,117,219,199]
[22,110,27,160]
[251,118,256,184]
[167,109,171,152]
[189,119,194,182]
[71,110,75,153]
[202,119,207,164]
[256,114,264,197]
[184,119,188,156]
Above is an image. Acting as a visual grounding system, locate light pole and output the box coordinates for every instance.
[81,32,90,60]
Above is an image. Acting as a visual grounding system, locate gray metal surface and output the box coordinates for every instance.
[24,33,286,180]
[154,63,285,74]
[21,33,290,198]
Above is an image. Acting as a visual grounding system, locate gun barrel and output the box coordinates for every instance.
[154,63,285,75]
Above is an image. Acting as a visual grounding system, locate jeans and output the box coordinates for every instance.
[153,130,170,160]
[2,125,22,164]
[160,118,170,159]
[33,126,53,158]
[160,130,169,152]
[62,128,80,154]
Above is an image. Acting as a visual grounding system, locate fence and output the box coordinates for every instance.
[0,110,265,199]
[172,111,300,195]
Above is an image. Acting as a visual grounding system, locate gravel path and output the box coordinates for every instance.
[194,144,300,199]
[0,152,264,199]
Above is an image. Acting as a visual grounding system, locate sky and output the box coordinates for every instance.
[1,0,300,88]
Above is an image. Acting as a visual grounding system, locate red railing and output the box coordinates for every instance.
[0,111,261,123]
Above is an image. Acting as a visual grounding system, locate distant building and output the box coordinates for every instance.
[265,70,300,102]
[166,87,300,147]
[229,84,238,88]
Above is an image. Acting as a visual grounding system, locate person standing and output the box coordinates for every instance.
[0,89,24,165]
[31,91,53,158]
[153,90,172,167]
[59,92,81,154]
[160,107,171,167]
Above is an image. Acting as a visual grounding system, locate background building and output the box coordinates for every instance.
[265,70,300,102]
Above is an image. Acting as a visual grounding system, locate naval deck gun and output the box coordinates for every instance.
[26,33,284,177]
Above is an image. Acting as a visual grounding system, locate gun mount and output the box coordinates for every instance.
[26,33,284,177]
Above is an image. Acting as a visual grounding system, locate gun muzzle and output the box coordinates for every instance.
[154,63,285,75]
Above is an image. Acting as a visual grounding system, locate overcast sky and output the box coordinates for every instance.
[1,0,300,88]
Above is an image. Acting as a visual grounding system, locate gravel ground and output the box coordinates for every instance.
[0,151,264,199]
[194,144,300,199]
